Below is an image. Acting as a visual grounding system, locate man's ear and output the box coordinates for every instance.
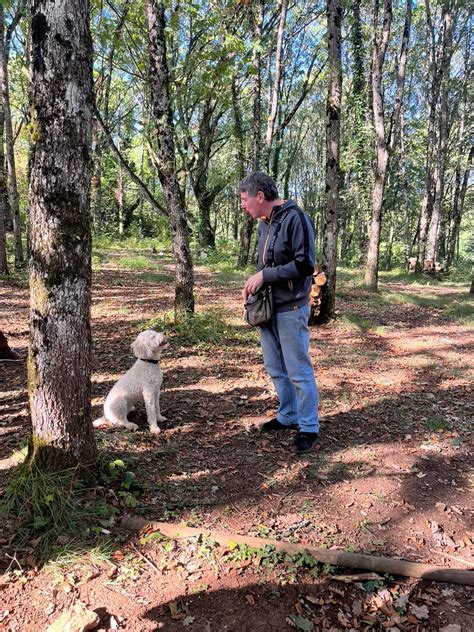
[257,191,264,203]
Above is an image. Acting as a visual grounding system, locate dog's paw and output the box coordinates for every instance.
[157,415,167,422]
[123,422,138,431]
[149,426,161,434]
[93,417,106,427]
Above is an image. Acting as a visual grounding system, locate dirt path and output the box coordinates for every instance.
[1,257,473,631]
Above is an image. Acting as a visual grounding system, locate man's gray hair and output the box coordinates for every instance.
[239,172,279,201]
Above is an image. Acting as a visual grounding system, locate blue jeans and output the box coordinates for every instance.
[259,304,319,433]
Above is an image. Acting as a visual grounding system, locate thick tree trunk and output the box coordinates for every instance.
[0,8,23,267]
[317,0,342,323]
[28,0,96,471]
[146,1,194,318]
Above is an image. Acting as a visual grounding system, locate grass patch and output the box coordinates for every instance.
[425,417,450,432]
[339,313,376,332]
[0,268,29,288]
[1,465,106,560]
[141,271,173,283]
[145,309,256,349]
[118,255,157,271]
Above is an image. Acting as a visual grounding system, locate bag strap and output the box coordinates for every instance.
[264,210,289,268]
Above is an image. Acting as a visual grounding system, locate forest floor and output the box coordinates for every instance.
[1,249,473,632]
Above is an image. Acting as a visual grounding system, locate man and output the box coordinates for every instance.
[240,172,319,455]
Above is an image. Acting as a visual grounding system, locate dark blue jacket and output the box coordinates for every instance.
[258,200,315,313]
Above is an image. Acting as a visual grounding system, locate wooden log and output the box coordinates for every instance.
[314,272,327,286]
[120,516,474,586]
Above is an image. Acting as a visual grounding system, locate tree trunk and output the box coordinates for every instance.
[264,0,288,170]
[447,145,472,269]
[28,0,96,471]
[0,7,23,267]
[365,0,410,287]
[146,0,194,318]
[317,0,342,322]
[238,0,263,268]
[425,6,453,269]
[0,41,7,275]
[365,0,392,289]
[415,0,446,270]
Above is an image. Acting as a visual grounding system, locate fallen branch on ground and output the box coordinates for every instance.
[120,516,474,586]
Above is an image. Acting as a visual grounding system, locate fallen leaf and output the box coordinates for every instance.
[286,615,314,631]
[245,594,255,605]
[409,604,429,620]
[183,616,195,626]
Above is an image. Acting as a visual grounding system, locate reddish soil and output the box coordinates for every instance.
[1,255,473,631]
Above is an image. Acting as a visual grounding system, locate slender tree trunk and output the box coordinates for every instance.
[0,8,23,267]
[238,0,263,268]
[416,0,446,270]
[317,0,342,322]
[425,6,453,269]
[365,0,410,287]
[447,145,472,268]
[28,0,96,471]
[0,42,7,274]
[264,0,288,170]
[146,0,194,318]
[365,0,392,289]
[232,77,246,242]
[91,118,102,230]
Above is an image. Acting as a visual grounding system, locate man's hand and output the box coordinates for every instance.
[242,271,264,302]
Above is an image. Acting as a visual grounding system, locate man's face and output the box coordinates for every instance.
[240,191,264,219]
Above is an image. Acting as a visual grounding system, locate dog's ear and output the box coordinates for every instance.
[131,334,151,359]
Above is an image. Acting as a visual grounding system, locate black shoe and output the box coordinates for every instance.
[260,418,295,432]
[293,432,318,455]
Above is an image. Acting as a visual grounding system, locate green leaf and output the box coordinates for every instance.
[287,615,314,631]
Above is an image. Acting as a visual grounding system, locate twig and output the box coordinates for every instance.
[429,549,474,568]
[120,516,474,587]
[129,542,160,574]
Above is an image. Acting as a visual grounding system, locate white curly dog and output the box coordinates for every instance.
[93,330,168,434]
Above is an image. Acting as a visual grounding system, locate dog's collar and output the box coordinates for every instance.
[139,358,159,364]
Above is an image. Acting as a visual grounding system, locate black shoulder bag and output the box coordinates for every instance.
[243,211,289,327]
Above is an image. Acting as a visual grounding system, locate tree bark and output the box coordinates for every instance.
[317,0,342,322]
[28,0,96,471]
[0,7,23,267]
[425,6,453,269]
[447,145,472,269]
[364,0,392,289]
[365,0,411,288]
[264,0,288,170]
[146,0,194,318]
[416,0,446,270]
[0,30,7,275]
[238,0,264,268]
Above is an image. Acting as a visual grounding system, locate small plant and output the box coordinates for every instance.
[1,464,107,559]
[425,417,450,432]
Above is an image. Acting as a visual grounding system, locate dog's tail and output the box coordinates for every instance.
[93,416,107,428]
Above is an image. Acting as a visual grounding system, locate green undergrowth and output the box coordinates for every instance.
[144,309,256,350]
[1,456,143,563]
[139,531,338,583]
